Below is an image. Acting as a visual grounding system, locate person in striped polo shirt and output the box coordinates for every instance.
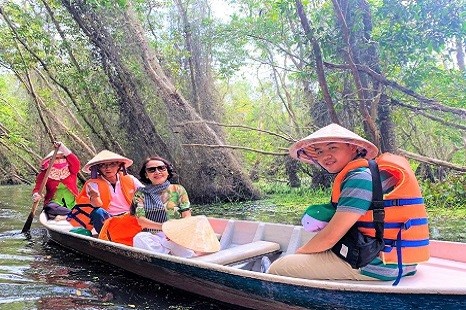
[266,123,421,281]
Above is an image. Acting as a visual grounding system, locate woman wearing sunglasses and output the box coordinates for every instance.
[130,156,194,257]
[133,156,191,224]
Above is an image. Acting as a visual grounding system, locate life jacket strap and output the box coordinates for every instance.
[358,217,428,230]
[393,230,403,286]
[368,160,384,241]
[67,204,95,228]
[383,233,430,286]
[382,238,430,250]
[383,198,424,207]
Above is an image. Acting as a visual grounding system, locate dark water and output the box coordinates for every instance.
[1,185,464,310]
[0,185,239,310]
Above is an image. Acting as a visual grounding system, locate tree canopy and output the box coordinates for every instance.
[0,0,465,202]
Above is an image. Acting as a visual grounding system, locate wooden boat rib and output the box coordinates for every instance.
[39,212,466,309]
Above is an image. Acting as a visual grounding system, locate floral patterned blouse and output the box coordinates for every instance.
[132,184,191,220]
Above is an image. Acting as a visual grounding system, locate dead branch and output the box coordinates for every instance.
[390,99,466,131]
[325,61,466,117]
[0,139,39,173]
[183,142,466,173]
[398,149,466,173]
[182,143,289,156]
[0,166,32,185]
[175,120,296,142]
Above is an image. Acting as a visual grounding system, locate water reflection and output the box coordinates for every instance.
[0,186,236,309]
[0,185,464,310]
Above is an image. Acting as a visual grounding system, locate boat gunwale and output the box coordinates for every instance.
[39,212,466,297]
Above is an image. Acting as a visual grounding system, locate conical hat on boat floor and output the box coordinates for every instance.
[162,216,220,253]
[82,150,133,173]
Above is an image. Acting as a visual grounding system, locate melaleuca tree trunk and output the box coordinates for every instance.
[61,0,259,203]
[331,0,397,150]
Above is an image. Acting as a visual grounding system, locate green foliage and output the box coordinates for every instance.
[392,110,464,164]
[256,179,330,208]
[0,75,29,137]
[421,174,466,209]
[0,0,465,205]
[220,79,293,176]
[198,180,330,225]
[374,0,465,61]
[86,0,128,8]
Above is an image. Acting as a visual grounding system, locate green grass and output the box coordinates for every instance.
[256,180,330,208]
[426,206,466,218]
[257,182,466,241]
[198,181,465,241]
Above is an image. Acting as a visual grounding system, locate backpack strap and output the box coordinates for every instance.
[368,160,405,286]
[368,160,384,241]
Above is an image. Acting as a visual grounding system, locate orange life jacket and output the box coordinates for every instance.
[98,213,142,246]
[67,204,96,231]
[331,153,430,265]
[75,174,136,208]
[69,174,136,230]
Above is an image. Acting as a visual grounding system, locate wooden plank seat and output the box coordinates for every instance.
[192,240,281,266]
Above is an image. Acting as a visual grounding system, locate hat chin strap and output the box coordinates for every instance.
[119,163,128,175]
[91,166,99,179]
[356,148,367,158]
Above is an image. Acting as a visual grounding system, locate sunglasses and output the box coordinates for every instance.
[99,162,120,169]
[146,165,167,173]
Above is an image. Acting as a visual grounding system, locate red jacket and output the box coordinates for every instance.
[33,153,80,205]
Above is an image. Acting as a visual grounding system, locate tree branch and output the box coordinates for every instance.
[296,0,339,124]
[174,120,296,142]
[391,99,466,131]
[182,143,288,156]
[325,61,466,117]
[398,149,466,173]
[331,0,379,145]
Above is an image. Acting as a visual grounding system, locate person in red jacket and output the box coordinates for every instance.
[32,142,80,220]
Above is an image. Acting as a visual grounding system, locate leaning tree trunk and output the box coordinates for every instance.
[174,0,224,129]
[61,0,177,165]
[61,1,259,202]
[124,6,259,202]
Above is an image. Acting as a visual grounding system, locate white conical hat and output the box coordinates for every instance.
[82,150,133,173]
[43,150,64,161]
[162,216,220,253]
[289,123,378,164]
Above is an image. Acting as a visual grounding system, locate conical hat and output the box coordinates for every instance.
[289,123,378,164]
[162,216,220,253]
[43,150,64,161]
[82,150,133,173]
[40,150,66,170]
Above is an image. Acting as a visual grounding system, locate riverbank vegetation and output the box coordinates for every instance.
[195,180,466,242]
[257,179,466,215]
[0,0,465,207]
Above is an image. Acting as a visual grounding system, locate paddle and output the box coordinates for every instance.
[21,143,61,233]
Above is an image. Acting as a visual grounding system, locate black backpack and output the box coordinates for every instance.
[331,160,385,269]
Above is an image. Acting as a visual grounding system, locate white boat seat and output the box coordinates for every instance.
[193,240,281,266]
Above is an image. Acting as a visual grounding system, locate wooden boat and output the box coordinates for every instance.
[39,211,466,309]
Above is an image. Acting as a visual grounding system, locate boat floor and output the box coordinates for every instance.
[338,257,466,293]
[41,216,466,294]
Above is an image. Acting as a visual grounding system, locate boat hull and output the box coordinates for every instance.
[46,228,466,310]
